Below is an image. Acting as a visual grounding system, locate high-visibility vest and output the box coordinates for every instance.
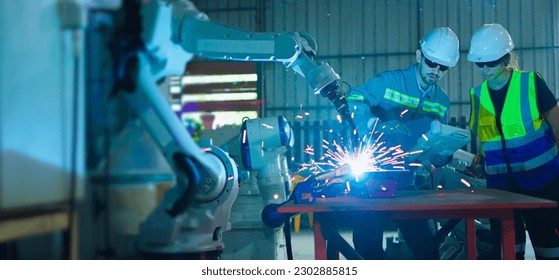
[469,70,559,190]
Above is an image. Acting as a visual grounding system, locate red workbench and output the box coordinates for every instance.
[278,188,557,260]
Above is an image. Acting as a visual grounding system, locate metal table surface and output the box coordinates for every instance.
[278,188,557,260]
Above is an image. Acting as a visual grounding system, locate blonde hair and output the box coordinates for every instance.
[505,52,519,70]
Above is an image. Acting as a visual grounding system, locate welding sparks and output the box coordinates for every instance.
[460,178,471,187]
[302,129,409,177]
[400,109,409,117]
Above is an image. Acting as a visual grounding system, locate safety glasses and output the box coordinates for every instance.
[475,59,501,68]
[422,55,449,71]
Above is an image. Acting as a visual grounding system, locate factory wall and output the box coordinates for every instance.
[193,0,559,127]
[0,0,86,259]
[0,0,86,210]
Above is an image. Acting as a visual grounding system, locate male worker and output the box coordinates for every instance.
[323,27,460,259]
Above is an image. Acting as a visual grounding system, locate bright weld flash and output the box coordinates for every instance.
[348,158,371,176]
[460,178,471,187]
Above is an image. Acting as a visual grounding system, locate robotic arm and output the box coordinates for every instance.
[163,0,357,143]
[113,0,356,257]
[166,1,339,95]
[240,116,294,205]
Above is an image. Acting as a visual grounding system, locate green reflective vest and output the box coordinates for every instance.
[469,70,559,190]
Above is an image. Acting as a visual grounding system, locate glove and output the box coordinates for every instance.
[429,151,452,168]
[375,119,411,136]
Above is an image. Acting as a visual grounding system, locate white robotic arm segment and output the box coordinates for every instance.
[122,51,239,254]
[240,116,293,205]
[240,116,294,171]
[127,53,224,191]
[164,0,340,96]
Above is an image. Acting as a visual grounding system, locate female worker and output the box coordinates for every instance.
[468,23,559,259]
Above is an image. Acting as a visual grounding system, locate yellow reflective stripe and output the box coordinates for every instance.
[422,100,448,118]
[347,94,365,101]
[383,88,420,108]
[383,89,447,118]
[469,88,478,133]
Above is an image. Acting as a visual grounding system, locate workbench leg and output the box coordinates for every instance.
[313,217,327,260]
[501,211,515,260]
[465,218,476,260]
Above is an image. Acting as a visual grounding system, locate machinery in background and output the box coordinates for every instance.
[104,0,354,259]
[201,117,293,260]
[240,116,293,206]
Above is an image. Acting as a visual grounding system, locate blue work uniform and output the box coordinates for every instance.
[346,64,449,259]
[348,64,450,151]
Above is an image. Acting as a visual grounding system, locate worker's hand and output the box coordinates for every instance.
[375,120,411,136]
[315,164,352,186]
[429,152,451,168]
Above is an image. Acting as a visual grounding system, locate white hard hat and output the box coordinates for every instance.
[419,27,460,67]
[467,23,514,62]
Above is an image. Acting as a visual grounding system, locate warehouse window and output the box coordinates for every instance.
[171,62,262,135]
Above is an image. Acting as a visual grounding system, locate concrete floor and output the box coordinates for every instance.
[288,226,399,260]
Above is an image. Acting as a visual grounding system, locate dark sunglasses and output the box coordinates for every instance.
[475,59,501,68]
[423,56,449,71]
